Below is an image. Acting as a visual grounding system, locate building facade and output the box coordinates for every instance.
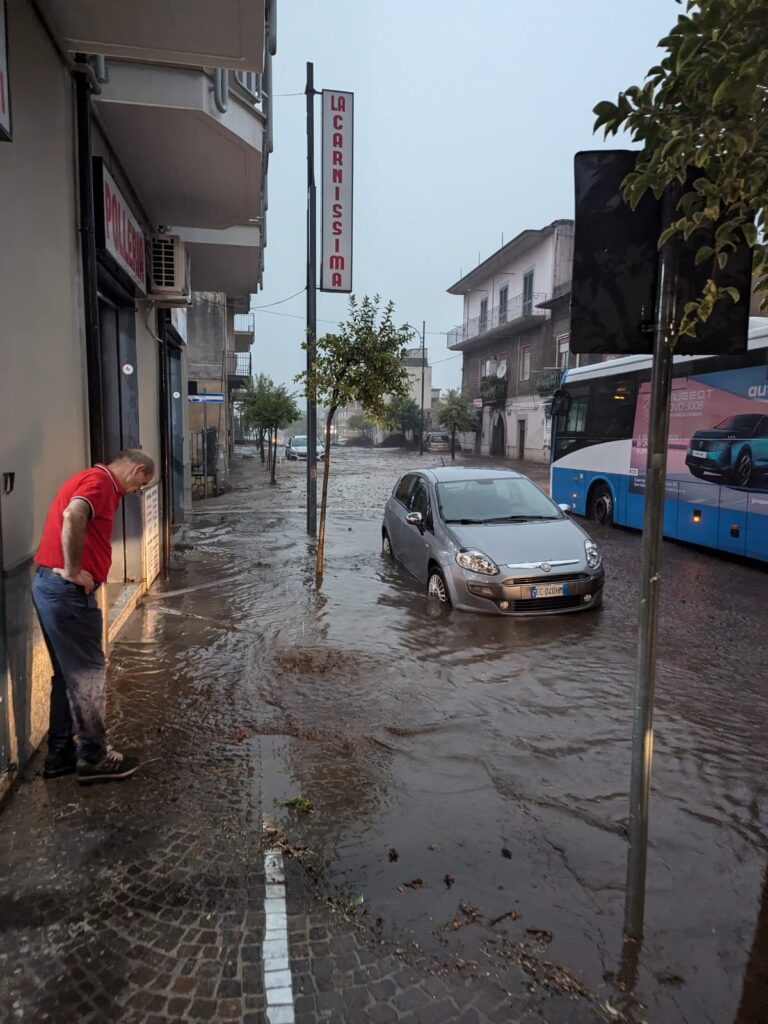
[0,0,274,794]
[446,220,575,462]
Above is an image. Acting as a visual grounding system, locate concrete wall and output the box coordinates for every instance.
[0,1,87,570]
[188,292,228,379]
[0,2,88,795]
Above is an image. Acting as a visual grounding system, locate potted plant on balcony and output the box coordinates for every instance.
[480,374,508,407]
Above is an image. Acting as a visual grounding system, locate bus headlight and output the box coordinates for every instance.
[456,550,499,576]
[585,541,601,569]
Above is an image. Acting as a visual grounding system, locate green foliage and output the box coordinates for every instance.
[241,373,300,432]
[380,396,422,437]
[297,295,412,418]
[479,375,507,406]
[593,0,768,335]
[438,390,475,434]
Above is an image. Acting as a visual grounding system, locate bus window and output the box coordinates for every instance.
[554,385,589,459]
[587,379,638,439]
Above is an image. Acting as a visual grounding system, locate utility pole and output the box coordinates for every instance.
[419,320,426,455]
[624,184,680,940]
[305,62,318,536]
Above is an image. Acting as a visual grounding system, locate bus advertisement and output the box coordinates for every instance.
[550,318,768,561]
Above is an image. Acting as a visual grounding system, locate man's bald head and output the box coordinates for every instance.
[110,450,156,492]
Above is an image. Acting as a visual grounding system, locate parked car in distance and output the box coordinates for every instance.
[381,467,604,615]
[424,432,459,452]
[685,413,768,487]
[286,435,326,461]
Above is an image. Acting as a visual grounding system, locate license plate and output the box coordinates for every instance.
[690,450,707,458]
[530,584,567,598]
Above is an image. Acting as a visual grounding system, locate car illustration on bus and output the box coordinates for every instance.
[685,413,768,487]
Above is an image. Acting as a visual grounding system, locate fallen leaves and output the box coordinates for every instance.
[282,795,312,813]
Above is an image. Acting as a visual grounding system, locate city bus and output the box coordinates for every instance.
[550,317,768,562]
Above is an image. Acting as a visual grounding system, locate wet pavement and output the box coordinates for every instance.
[1,447,767,1024]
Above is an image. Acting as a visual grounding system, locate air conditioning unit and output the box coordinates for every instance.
[149,235,191,306]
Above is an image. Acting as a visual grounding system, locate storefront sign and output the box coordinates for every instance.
[473,398,483,408]
[0,1,11,142]
[93,160,147,294]
[143,484,160,587]
[320,90,354,293]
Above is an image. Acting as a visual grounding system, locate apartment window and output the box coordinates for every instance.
[522,270,534,316]
[479,298,488,334]
[519,344,531,382]
[498,285,508,324]
[557,335,570,370]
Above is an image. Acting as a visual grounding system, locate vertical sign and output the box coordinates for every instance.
[143,484,161,587]
[0,0,11,142]
[320,90,354,293]
[93,160,147,295]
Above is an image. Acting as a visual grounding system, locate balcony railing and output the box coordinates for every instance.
[447,292,548,349]
[226,351,252,386]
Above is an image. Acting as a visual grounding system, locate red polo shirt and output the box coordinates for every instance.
[35,464,124,584]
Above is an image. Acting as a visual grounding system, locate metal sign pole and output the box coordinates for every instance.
[419,321,426,455]
[203,391,208,499]
[624,185,679,939]
[306,61,318,536]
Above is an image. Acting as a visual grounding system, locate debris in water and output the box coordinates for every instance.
[283,795,313,813]
[489,910,519,926]
[443,874,456,889]
[403,878,425,889]
[388,848,399,862]
[233,728,248,742]
[525,928,553,944]
[501,848,512,859]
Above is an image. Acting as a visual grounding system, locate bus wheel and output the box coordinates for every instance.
[588,485,614,525]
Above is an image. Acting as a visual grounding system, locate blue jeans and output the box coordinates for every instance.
[31,567,107,762]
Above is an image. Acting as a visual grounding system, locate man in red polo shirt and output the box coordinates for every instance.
[33,449,155,783]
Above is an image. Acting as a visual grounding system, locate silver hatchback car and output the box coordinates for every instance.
[382,467,604,615]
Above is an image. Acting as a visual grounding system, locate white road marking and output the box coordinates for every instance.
[263,847,295,1023]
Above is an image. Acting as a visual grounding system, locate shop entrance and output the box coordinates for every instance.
[98,295,142,583]
[491,414,506,457]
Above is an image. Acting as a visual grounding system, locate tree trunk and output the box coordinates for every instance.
[270,427,277,485]
[451,427,457,461]
[315,408,336,589]
[259,429,265,462]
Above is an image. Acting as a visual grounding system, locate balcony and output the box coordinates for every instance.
[39,0,268,72]
[447,292,548,350]
[226,351,251,390]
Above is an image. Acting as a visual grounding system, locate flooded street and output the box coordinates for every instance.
[144,446,768,1024]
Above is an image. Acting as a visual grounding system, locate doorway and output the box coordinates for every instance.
[517,418,526,460]
[491,414,506,457]
[168,350,185,523]
[98,296,142,583]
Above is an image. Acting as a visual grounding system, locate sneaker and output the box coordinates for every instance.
[76,749,139,784]
[43,749,77,779]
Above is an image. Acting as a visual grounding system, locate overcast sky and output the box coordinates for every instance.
[251,0,679,392]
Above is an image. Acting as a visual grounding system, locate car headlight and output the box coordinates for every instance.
[456,550,499,576]
[585,540,601,569]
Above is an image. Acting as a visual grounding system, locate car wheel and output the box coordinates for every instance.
[382,530,394,559]
[427,567,450,605]
[688,465,706,479]
[587,484,614,525]
[731,449,753,488]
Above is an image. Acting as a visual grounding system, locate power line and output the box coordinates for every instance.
[251,287,306,309]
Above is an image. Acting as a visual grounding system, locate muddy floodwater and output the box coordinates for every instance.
[139,446,768,1024]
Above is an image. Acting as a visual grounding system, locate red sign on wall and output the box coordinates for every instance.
[93,159,147,294]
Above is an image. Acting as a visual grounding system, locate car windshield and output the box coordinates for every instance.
[430,434,450,442]
[436,477,562,523]
[714,415,759,432]
[292,436,307,445]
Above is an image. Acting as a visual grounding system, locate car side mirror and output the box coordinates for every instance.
[405,511,423,527]
[558,503,574,514]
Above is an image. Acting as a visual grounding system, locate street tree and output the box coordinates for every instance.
[380,396,422,444]
[263,384,301,485]
[594,0,768,336]
[297,295,412,587]
[347,412,376,440]
[240,373,272,461]
[438,390,474,461]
